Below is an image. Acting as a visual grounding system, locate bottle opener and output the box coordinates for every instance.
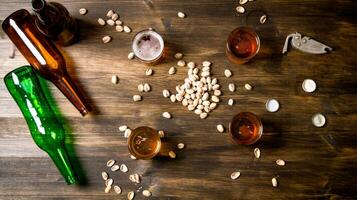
[282,32,332,54]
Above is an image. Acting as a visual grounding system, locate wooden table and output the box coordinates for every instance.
[1,0,356,199]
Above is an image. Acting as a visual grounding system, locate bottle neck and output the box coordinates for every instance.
[31,0,53,24]
[48,147,78,185]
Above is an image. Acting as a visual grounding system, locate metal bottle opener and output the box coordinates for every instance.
[282,32,332,54]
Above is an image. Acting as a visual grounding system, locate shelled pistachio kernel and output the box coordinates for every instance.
[217,124,224,133]
[124,25,131,33]
[245,83,253,90]
[239,0,248,5]
[260,14,267,24]
[101,171,109,180]
[111,13,119,21]
[111,75,119,84]
[119,125,127,132]
[133,95,142,102]
[224,69,232,77]
[254,148,261,158]
[145,68,153,76]
[106,10,114,18]
[106,159,115,167]
[79,8,87,15]
[163,89,170,98]
[177,143,185,149]
[102,36,111,43]
[128,52,135,60]
[162,112,172,119]
[116,25,124,32]
[158,130,165,138]
[113,185,122,194]
[276,159,286,166]
[177,11,186,18]
[177,60,186,67]
[228,98,234,106]
[98,18,106,26]
[128,191,135,200]
[169,151,176,158]
[272,177,278,187]
[142,190,152,197]
[230,171,241,180]
[120,164,128,172]
[174,52,183,59]
[169,66,176,75]
[236,6,245,14]
[107,19,115,26]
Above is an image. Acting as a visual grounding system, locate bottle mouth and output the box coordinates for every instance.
[31,0,46,12]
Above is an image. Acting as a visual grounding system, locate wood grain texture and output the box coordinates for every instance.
[0,0,357,199]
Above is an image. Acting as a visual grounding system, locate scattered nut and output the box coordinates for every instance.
[163,89,170,98]
[119,125,127,132]
[158,130,165,138]
[202,61,212,67]
[113,185,122,194]
[239,0,248,4]
[130,155,137,160]
[127,191,135,200]
[111,75,119,84]
[228,83,236,92]
[142,190,152,197]
[104,186,111,193]
[129,174,140,183]
[200,112,208,119]
[217,124,225,133]
[177,143,185,149]
[145,68,153,76]
[236,6,245,14]
[174,52,183,59]
[124,129,132,138]
[272,177,278,187]
[143,83,151,92]
[224,69,232,78]
[138,84,144,92]
[187,61,196,68]
[111,164,120,171]
[170,94,176,102]
[169,151,176,158]
[98,18,106,26]
[115,25,124,32]
[79,8,87,15]
[260,14,267,24]
[133,95,142,102]
[105,178,113,187]
[115,20,123,25]
[228,98,234,106]
[107,19,115,26]
[245,83,253,90]
[102,36,112,43]
[254,148,261,159]
[177,11,186,18]
[120,164,128,172]
[276,159,286,166]
[111,13,119,21]
[230,171,241,180]
[162,112,172,119]
[169,66,176,75]
[106,10,114,18]
[128,52,135,60]
[106,159,116,167]
[101,171,108,180]
[177,60,186,67]
[124,25,131,33]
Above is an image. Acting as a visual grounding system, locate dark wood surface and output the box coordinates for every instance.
[1,0,357,199]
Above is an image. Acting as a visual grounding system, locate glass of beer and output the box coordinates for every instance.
[229,112,263,145]
[132,28,164,65]
[128,126,172,159]
[226,27,260,64]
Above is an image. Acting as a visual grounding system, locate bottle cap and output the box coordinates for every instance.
[312,113,326,127]
[302,79,317,93]
[266,99,279,112]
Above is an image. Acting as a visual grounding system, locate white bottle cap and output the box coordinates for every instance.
[312,113,326,127]
[302,79,317,93]
[266,99,280,112]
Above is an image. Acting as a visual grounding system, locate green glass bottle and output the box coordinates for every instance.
[4,66,78,185]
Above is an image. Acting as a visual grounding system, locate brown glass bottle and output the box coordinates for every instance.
[2,9,90,116]
[31,0,78,46]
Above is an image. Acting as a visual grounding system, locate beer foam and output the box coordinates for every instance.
[132,29,164,61]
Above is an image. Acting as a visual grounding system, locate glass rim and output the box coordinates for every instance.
[131,28,164,63]
[127,126,162,159]
[226,26,261,61]
[229,111,263,145]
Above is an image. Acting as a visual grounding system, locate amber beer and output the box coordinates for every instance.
[132,28,164,65]
[226,27,260,64]
[229,112,263,145]
[128,126,172,159]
